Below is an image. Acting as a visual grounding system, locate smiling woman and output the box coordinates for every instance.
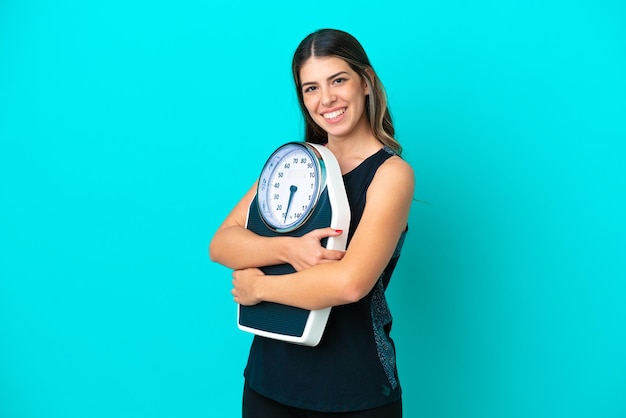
[210,28,413,418]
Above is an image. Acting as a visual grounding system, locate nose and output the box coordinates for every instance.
[321,88,336,107]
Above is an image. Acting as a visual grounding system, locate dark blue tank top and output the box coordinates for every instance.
[244,147,406,412]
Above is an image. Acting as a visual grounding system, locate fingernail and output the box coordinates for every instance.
[335,229,343,234]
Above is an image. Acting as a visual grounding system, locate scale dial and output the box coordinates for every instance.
[257,142,325,232]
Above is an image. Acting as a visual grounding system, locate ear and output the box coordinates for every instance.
[364,67,375,95]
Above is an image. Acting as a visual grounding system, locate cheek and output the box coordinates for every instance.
[303,95,318,113]
[303,101,320,121]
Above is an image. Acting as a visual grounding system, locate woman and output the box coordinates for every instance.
[210,29,414,417]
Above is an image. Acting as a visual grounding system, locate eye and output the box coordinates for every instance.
[303,85,317,93]
[332,77,347,85]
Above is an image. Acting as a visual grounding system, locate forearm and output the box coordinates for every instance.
[255,261,362,311]
[209,225,293,270]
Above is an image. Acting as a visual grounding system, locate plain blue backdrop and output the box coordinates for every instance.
[1,1,625,417]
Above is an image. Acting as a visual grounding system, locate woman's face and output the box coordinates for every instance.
[299,56,369,141]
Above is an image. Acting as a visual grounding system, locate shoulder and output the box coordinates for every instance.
[373,154,414,189]
[365,154,414,207]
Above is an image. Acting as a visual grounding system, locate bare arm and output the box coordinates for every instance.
[232,156,414,310]
[209,182,345,271]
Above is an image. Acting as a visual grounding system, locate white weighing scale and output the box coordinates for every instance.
[238,142,350,346]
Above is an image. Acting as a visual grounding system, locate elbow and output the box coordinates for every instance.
[344,286,371,304]
[337,270,374,305]
[342,288,365,305]
[208,239,221,263]
[208,247,216,263]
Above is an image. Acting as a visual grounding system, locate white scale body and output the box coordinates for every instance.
[238,142,350,346]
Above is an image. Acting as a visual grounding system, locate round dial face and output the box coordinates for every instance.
[257,143,324,232]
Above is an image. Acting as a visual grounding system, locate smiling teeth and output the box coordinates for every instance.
[323,108,345,119]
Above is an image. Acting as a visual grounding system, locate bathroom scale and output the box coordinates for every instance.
[238,142,350,346]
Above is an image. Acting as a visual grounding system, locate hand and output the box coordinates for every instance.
[232,268,265,306]
[287,227,346,271]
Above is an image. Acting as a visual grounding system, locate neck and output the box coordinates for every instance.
[325,133,383,174]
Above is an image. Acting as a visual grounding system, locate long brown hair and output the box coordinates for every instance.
[292,29,402,155]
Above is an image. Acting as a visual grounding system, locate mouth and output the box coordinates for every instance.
[322,108,346,120]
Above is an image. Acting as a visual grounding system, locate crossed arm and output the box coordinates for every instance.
[209,156,414,311]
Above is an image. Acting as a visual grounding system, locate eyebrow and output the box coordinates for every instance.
[301,71,350,88]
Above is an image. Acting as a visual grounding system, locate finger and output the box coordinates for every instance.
[312,227,344,240]
[321,248,345,260]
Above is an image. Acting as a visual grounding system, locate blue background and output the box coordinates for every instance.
[1,1,625,417]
